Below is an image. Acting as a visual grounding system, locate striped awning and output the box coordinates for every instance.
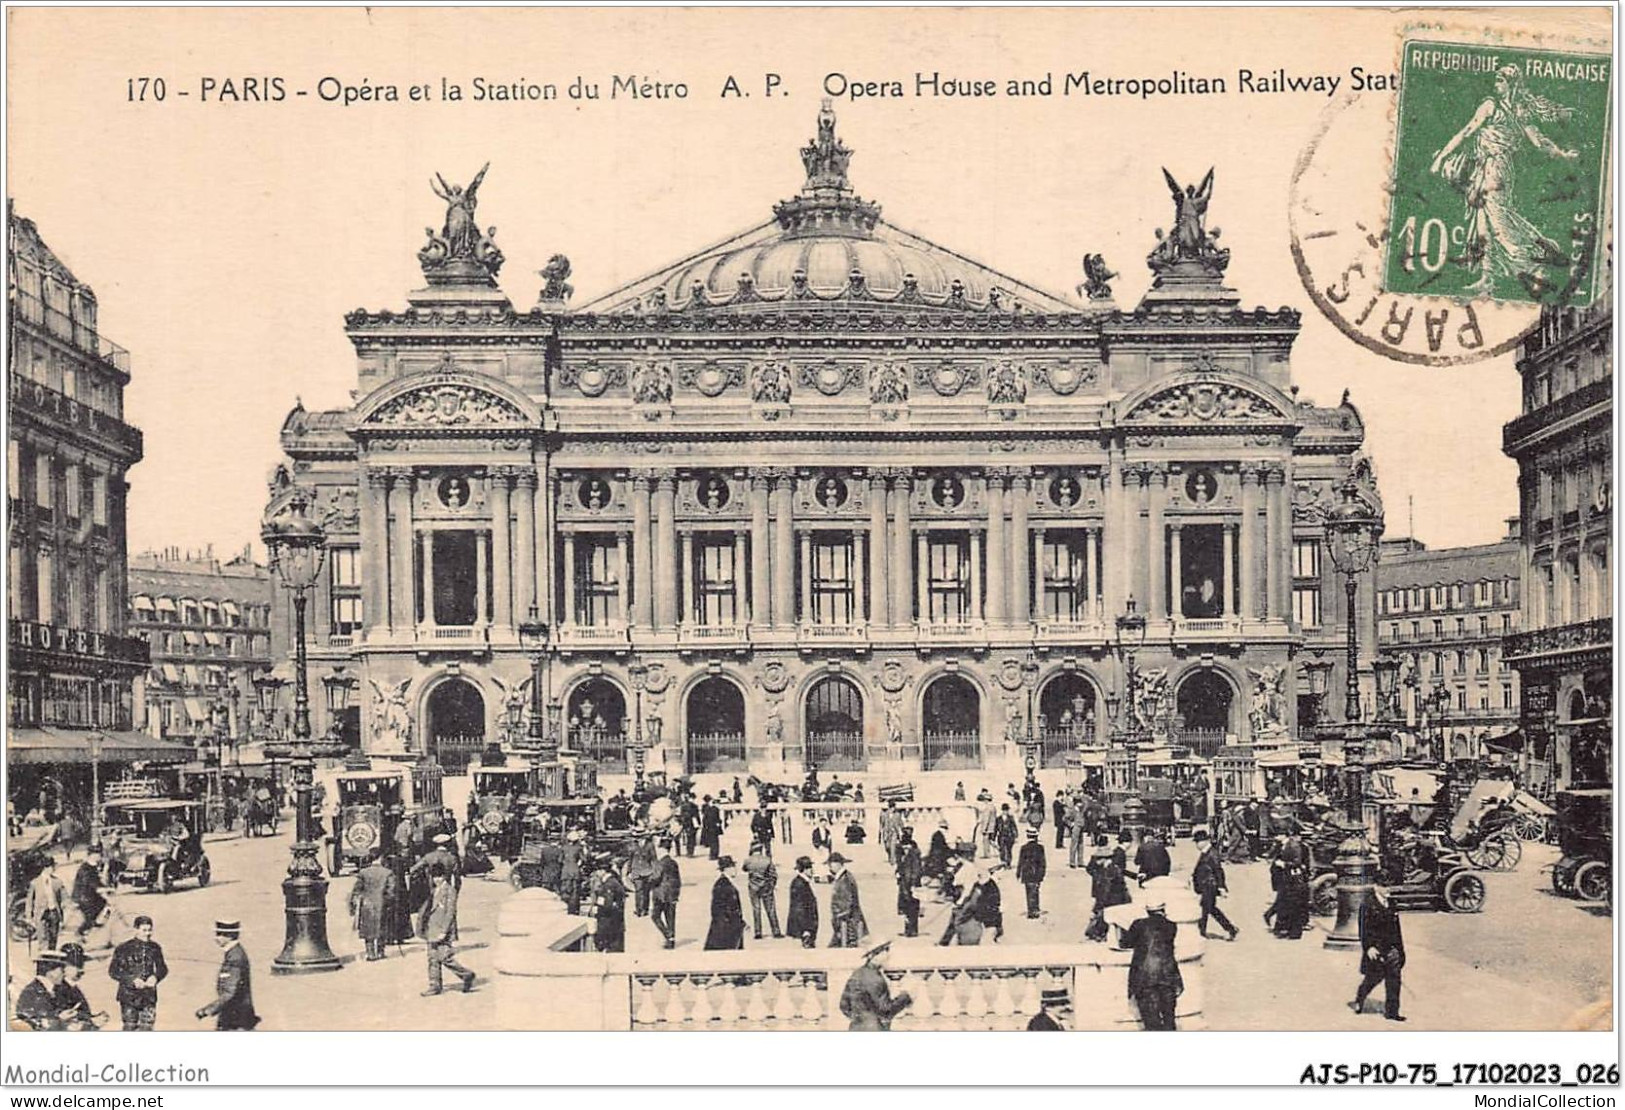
[221,601,241,619]
[203,632,224,647]
[183,665,204,685]
[155,597,177,612]
[183,698,210,723]
[161,663,182,683]
[7,727,196,765]
[182,630,202,646]
[132,595,154,611]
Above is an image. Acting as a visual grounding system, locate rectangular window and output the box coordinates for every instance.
[330,596,363,636]
[1042,532,1089,621]
[36,549,54,622]
[1502,613,1513,634]
[1431,585,1447,609]
[1455,617,1465,637]
[1476,648,1490,672]
[1293,586,1321,629]
[1410,620,1420,639]
[1450,583,1463,607]
[1292,539,1321,579]
[1387,622,1400,641]
[64,463,81,518]
[1430,652,1441,676]
[6,440,18,502]
[578,537,625,626]
[35,454,52,509]
[693,537,736,626]
[1502,685,1514,710]
[329,547,361,588]
[1456,688,1467,711]
[90,470,106,526]
[1454,650,1467,674]
[1478,615,1489,637]
[1409,587,1422,610]
[1433,619,1443,639]
[927,535,970,623]
[811,536,855,625]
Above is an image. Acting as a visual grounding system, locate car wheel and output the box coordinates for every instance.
[1442,870,1485,913]
[1574,860,1610,903]
[157,862,173,894]
[198,856,212,887]
[1554,861,1578,897]
[1489,833,1521,872]
[1309,873,1339,917]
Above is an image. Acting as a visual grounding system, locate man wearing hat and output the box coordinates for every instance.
[13,951,70,1030]
[993,804,1019,867]
[626,831,657,916]
[700,795,723,860]
[827,852,868,948]
[786,856,820,947]
[893,826,923,937]
[704,857,747,950]
[742,840,783,941]
[196,920,259,1030]
[349,853,398,962]
[1027,986,1071,1031]
[25,857,66,954]
[560,828,587,914]
[1351,883,1406,1021]
[838,941,913,1031]
[1122,898,1183,1030]
[108,914,168,1030]
[1133,831,1172,886]
[1191,829,1239,941]
[71,845,108,946]
[585,854,627,953]
[649,839,682,949]
[418,865,476,996]
[55,943,104,1030]
[1016,827,1048,919]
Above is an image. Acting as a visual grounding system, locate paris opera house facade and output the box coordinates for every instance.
[266,105,1379,779]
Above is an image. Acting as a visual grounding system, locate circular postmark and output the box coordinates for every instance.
[1289,87,1540,365]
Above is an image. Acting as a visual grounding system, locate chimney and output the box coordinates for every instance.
[1504,517,1523,542]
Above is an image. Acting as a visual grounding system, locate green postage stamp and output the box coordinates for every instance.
[1385,38,1612,307]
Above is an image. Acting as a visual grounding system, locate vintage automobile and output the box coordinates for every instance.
[327,761,445,875]
[1551,788,1611,903]
[1373,803,1487,913]
[107,800,212,893]
[468,765,538,862]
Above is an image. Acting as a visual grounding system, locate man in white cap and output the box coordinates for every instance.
[196,920,259,1030]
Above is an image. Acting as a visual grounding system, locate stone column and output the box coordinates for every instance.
[514,471,538,622]
[799,530,813,625]
[1239,466,1259,621]
[732,531,747,625]
[915,532,929,625]
[616,531,631,622]
[1009,469,1031,623]
[1221,523,1235,618]
[750,473,771,626]
[1102,462,1122,618]
[1147,467,1167,620]
[420,530,435,627]
[475,529,489,625]
[537,470,554,630]
[771,472,795,628]
[1033,528,1048,622]
[868,474,888,626]
[969,529,983,623]
[1265,466,1286,619]
[361,469,390,638]
[985,472,1006,625]
[388,470,414,631]
[631,471,654,630]
[1169,524,1183,620]
[561,534,577,629]
[1091,527,1104,620]
[654,473,677,629]
[490,469,513,629]
[680,531,695,627]
[891,473,913,627]
[851,530,866,626]
[1124,464,1144,612]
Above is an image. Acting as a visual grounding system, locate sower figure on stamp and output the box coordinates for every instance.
[1351,883,1406,1021]
[195,919,259,1031]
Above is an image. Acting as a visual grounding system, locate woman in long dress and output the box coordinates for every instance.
[1429,64,1580,296]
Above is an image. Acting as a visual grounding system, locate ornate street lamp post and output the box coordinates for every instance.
[518,605,550,777]
[1114,597,1149,839]
[88,732,104,849]
[1021,651,1042,783]
[628,657,648,794]
[262,492,341,974]
[1321,478,1383,951]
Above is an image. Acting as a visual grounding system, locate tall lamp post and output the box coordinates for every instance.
[518,605,551,778]
[1321,478,1383,950]
[262,492,341,974]
[1114,597,1149,839]
[628,657,648,794]
[1021,652,1042,784]
[88,732,104,849]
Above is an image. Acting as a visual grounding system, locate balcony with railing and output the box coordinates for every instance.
[796,621,869,650]
[558,622,631,651]
[677,622,749,650]
[1504,617,1611,664]
[412,624,491,652]
[1033,616,1106,646]
[1503,376,1612,452]
[10,288,133,376]
[915,618,987,646]
[9,369,142,456]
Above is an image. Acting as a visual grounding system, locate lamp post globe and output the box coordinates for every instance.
[262,492,341,974]
[1320,477,1384,951]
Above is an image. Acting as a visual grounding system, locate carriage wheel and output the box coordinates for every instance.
[1442,870,1486,913]
[1574,861,1611,904]
[198,856,212,887]
[1309,873,1339,917]
[1466,838,1505,871]
[1487,833,1521,872]
[1513,813,1548,842]
[156,862,174,894]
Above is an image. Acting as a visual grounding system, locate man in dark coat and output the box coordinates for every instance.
[749,803,776,857]
[700,796,723,860]
[1052,792,1068,850]
[70,845,108,945]
[1084,842,1130,942]
[1026,987,1071,1031]
[839,942,912,1031]
[1351,884,1406,1021]
[625,833,656,916]
[704,857,747,950]
[1191,830,1239,941]
[349,854,398,961]
[650,839,682,949]
[559,830,587,914]
[535,836,566,896]
[923,822,953,889]
[15,953,71,1030]
[827,852,868,947]
[678,797,700,857]
[586,858,627,953]
[1133,832,1173,885]
[108,914,168,1030]
[742,841,783,940]
[993,805,1019,867]
[786,855,819,948]
[1024,784,1046,832]
[894,826,923,936]
[1122,899,1182,1030]
[1016,828,1048,918]
[418,867,475,996]
[54,944,103,1030]
[195,920,259,1030]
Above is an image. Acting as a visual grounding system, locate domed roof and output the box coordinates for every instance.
[576,103,1077,316]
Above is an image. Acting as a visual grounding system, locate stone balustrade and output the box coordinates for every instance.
[493,876,1206,1031]
[716,800,983,844]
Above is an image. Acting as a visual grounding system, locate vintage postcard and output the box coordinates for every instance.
[2,4,1615,1095]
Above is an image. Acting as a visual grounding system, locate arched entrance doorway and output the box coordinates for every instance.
[922,675,981,771]
[686,676,747,773]
[1176,670,1234,751]
[426,678,485,775]
[1038,673,1098,767]
[805,676,865,771]
[568,678,628,772]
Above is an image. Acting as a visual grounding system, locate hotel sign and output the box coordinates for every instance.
[12,619,109,657]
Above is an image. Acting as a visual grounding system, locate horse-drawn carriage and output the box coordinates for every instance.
[326,761,444,875]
